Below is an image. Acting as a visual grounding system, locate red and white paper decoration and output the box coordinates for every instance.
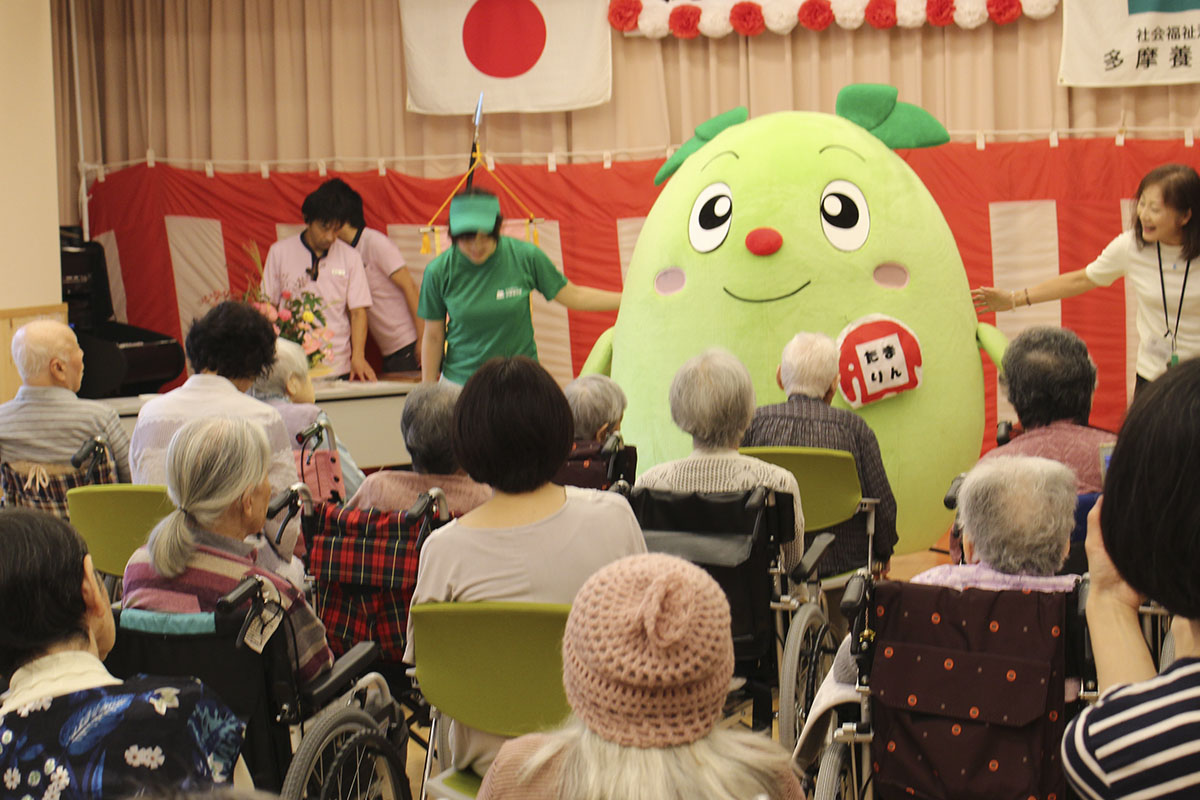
[608,0,1059,35]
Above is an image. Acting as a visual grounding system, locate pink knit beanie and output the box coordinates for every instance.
[562,553,734,748]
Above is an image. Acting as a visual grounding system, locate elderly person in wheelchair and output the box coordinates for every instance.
[635,348,804,572]
[346,381,491,515]
[252,337,367,499]
[122,416,334,686]
[0,508,246,797]
[553,374,636,490]
[799,455,1083,796]
[405,356,646,776]
[1063,358,1200,798]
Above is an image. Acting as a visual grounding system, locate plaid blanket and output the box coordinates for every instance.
[0,454,117,521]
[308,501,424,662]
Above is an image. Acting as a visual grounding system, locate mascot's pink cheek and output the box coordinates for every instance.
[873,262,910,289]
[654,267,687,296]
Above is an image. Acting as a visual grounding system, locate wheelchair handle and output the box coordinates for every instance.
[943,473,966,510]
[70,435,107,469]
[217,576,262,613]
[790,531,834,584]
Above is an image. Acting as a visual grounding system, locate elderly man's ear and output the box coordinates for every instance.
[776,365,784,391]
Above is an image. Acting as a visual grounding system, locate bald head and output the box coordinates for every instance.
[12,320,84,391]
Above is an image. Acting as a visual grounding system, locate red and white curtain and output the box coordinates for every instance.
[88,138,1196,449]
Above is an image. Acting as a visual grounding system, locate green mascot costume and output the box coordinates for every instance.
[584,84,1003,554]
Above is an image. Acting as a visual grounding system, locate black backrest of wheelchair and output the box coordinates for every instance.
[627,487,783,663]
[105,608,296,791]
[868,581,1070,800]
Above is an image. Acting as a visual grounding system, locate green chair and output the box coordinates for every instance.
[411,601,572,800]
[67,484,174,594]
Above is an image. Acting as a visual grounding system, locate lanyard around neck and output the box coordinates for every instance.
[1157,242,1192,352]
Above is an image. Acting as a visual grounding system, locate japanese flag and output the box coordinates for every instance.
[399,0,612,115]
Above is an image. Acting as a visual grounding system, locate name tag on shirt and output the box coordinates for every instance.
[332,269,345,277]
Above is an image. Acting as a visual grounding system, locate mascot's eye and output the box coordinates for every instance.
[820,180,870,252]
[689,182,733,253]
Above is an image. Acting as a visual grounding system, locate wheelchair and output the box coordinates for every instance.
[295,415,348,504]
[552,432,638,491]
[271,480,454,764]
[0,433,116,519]
[106,572,411,800]
[627,485,837,738]
[798,567,1093,800]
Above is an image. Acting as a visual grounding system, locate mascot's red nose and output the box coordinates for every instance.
[745,227,783,256]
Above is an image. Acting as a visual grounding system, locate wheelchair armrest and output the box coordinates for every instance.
[300,641,380,710]
[790,532,835,584]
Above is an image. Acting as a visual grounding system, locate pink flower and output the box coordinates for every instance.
[319,328,334,341]
[277,308,293,322]
[273,325,281,335]
[302,334,320,355]
[280,290,292,300]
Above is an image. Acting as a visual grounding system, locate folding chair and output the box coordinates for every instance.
[411,602,572,800]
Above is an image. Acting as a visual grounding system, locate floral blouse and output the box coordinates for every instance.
[0,674,244,799]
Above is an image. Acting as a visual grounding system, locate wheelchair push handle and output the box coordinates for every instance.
[269,483,315,545]
[943,473,966,510]
[790,531,835,584]
[217,575,262,614]
[71,435,108,469]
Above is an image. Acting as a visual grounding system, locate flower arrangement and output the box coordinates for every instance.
[251,290,334,369]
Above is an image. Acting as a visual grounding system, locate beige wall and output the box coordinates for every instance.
[1,1,63,310]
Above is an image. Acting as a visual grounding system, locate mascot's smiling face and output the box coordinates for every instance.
[606,98,984,553]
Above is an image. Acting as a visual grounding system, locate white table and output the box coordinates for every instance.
[104,379,417,469]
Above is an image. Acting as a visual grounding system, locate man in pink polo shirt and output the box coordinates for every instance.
[261,181,376,381]
[329,179,423,373]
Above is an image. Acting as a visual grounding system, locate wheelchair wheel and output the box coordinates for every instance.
[814,741,856,800]
[317,729,410,800]
[779,602,836,753]
[282,706,378,800]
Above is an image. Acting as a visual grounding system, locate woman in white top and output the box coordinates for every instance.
[404,355,646,775]
[973,163,1200,393]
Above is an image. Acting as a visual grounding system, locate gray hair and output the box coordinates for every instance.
[958,456,1076,576]
[147,417,272,578]
[669,348,756,450]
[519,717,793,800]
[564,375,627,440]
[1000,327,1097,429]
[402,382,460,474]
[11,320,76,383]
[779,332,839,398]
[252,338,309,399]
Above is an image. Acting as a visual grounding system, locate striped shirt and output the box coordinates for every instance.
[741,394,897,574]
[122,528,334,686]
[0,385,132,481]
[1063,657,1200,799]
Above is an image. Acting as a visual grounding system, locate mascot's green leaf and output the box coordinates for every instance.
[836,83,949,149]
[655,106,749,185]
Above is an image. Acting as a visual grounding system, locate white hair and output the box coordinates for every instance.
[669,349,756,450]
[147,417,271,578]
[11,320,76,383]
[518,717,795,800]
[252,338,309,399]
[959,456,1077,576]
[779,332,839,398]
[564,375,627,440]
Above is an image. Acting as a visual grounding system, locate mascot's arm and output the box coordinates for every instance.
[581,327,615,376]
[976,322,1007,370]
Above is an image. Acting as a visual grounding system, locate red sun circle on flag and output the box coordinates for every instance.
[462,0,547,79]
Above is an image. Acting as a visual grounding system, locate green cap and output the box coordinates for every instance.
[449,193,500,236]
